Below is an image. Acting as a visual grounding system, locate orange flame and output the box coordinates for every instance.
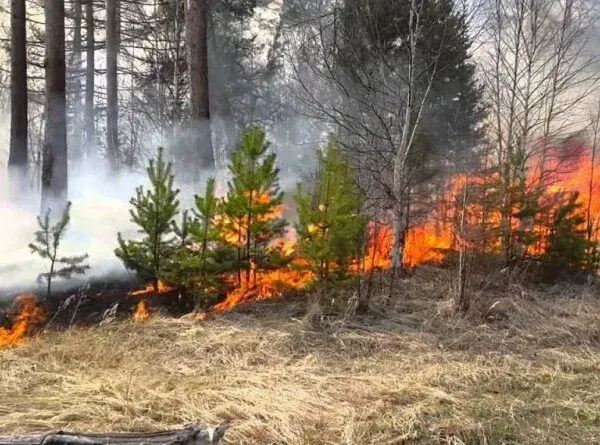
[404,223,453,268]
[361,224,393,272]
[216,192,284,248]
[397,145,600,266]
[130,280,173,296]
[212,263,316,313]
[132,300,150,322]
[0,294,46,348]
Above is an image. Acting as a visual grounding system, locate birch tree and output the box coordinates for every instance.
[480,0,599,265]
[291,0,483,269]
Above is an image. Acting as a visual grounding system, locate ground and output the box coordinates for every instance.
[1,269,600,444]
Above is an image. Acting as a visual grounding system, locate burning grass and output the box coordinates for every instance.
[1,273,600,444]
[0,294,45,348]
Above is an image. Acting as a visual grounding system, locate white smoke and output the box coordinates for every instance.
[0,118,322,298]
[0,160,145,295]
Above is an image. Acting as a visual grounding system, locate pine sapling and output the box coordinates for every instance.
[29,202,90,300]
[115,147,180,289]
[295,142,365,281]
[220,126,287,282]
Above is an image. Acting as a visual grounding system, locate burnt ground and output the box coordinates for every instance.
[0,276,198,331]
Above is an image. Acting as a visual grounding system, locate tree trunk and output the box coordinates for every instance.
[70,0,83,164]
[84,0,95,159]
[106,0,119,170]
[391,153,407,270]
[456,180,469,313]
[186,0,214,169]
[8,0,28,196]
[41,0,68,211]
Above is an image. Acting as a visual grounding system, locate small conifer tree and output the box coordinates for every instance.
[192,178,221,268]
[115,147,180,289]
[29,202,90,299]
[220,126,287,281]
[543,191,595,279]
[165,178,226,306]
[294,142,365,281]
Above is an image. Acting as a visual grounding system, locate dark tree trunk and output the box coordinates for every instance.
[70,0,83,164]
[41,0,68,211]
[8,0,28,194]
[106,0,119,170]
[186,0,214,169]
[84,0,95,156]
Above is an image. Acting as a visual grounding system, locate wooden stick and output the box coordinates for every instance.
[0,422,231,445]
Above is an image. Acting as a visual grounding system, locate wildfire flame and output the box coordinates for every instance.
[399,146,600,265]
[212,262,316,313]
[132,300,150,322]
[358,224,393,272]
[0,294,46,348]
[215,192,285,247]
[130,280,173,296]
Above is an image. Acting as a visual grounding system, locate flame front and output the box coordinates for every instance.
[398,147,600,266]
[0,294,46,348]
[132,300,150,322]
[212,263,316,313]
[130,280,173,296]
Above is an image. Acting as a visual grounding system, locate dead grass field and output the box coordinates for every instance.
[1,271,600,444]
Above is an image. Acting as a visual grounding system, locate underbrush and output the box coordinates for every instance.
[1,269,600,444]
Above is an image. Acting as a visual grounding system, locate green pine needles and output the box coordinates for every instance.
[29,202,90,299]
[220,126,287,281]
[114,128,372,303]
[115,147,180,290]
[295,142,365,281]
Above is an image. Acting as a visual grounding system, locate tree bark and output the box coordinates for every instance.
[71,0,83,164]
[186,0,214,169]
[41,0,68,211]
[456,180,469,313]
[8,0,28,195]
[84,0,95,158]
[106,0,119,170]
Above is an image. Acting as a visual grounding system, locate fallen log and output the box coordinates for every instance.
[0,422,230,445]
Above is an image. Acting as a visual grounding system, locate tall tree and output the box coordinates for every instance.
[186,0,214,169]
[84,0,95,157]
[293,0,484,268]
[106,0,120,169]
[481,0,598,266]
[8,0,28,194]
[41,0,69,210]
[69,0,84,164]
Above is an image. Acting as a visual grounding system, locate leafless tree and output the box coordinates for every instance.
[69,0,84,164]
[479,0,599,264]
[289,0,479,269]
[84,0,95,158]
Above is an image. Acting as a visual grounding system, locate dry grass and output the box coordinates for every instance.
[1,275,600,444]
